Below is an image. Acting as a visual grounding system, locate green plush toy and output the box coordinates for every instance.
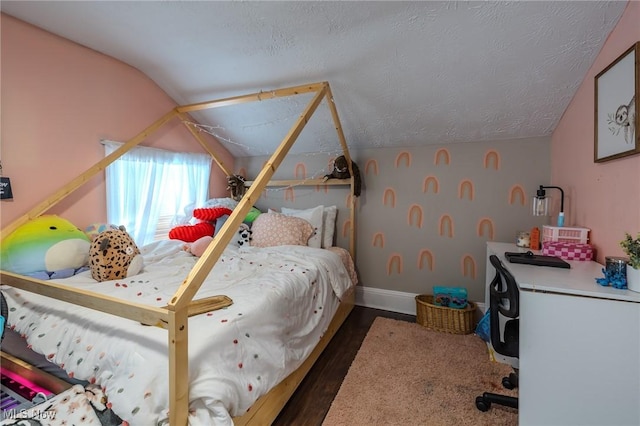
[244,207,261,223]
[0,215,91,279]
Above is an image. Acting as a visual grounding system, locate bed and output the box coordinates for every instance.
[2,241,356,424]
[0,82,358,425]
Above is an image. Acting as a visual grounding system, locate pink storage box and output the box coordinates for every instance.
[542,241,594,261]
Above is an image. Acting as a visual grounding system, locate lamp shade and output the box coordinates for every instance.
[532,185,565,227]
[532,195,549,216]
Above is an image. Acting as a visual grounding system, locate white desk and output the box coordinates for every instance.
[487,242,640,426]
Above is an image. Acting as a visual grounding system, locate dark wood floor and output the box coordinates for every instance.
[273,305,415,426]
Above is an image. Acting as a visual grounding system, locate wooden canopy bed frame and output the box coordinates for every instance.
[0,81,357,425]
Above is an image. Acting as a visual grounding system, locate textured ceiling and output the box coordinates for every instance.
[1,1,627,156]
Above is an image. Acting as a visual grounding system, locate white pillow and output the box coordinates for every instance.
[322,205,338,248]
[281,205,324,248]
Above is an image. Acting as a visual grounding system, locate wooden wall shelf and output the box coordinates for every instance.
[245,178,351,187]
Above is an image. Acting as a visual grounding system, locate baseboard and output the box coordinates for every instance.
[355,286,486,316]
[354,286,417,315]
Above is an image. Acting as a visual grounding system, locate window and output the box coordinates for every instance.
[103,141,211,246]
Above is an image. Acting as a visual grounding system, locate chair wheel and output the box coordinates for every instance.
[476,396,490,412]
[502,376,515,389]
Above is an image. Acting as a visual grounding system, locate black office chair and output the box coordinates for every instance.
[475,254,519,412]
[1,290,7,342]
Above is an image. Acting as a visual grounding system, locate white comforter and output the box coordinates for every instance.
[1,240,354,425]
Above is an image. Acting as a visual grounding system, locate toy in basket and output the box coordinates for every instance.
[433,286,468,309]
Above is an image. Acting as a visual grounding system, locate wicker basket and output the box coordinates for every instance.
[415,294,477,334]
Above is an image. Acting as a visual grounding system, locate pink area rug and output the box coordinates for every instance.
[323,317,518,426]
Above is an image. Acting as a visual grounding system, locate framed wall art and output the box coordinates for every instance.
[594,41,639,163]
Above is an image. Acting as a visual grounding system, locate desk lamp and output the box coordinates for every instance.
[532,185,565,227]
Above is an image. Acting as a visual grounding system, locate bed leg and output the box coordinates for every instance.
[169,308,190,425]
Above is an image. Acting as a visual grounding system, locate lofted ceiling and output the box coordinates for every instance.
[1,1,628,156]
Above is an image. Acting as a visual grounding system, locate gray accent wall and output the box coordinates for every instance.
[238,136,550,302]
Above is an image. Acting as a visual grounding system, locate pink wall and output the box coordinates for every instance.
[0,14,234,230]
[551,1,640,263]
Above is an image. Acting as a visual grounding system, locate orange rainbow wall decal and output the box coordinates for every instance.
[408,204,424,228]
[417,249,434,271]
[509,184,526,206]
[294,163,307,179]
[423,176,439,193]
[315,184,329,193]
[383,188,396,208]
[387,253,403,275]
[439,214,454,238]
[434,148,451,165]
[483,149,500,170]
[461,254,477,279]
[365,159,379,176]
[342,219,352,237]
[372,232,385,248]
[284,187,295,202]
[458,179,474,200]
[477,217,495,240]
[395,151,411,168]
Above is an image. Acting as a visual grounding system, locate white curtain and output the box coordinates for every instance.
[103,141,212,246]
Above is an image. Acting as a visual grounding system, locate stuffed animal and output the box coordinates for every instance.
[183,224,252,256]
[169,203,262,243]
[169,207,233,242]
[0,215,91,279]
[89,226,143,282]
[169,221,216,243]
[236,223,253,247]
[243,207,262,223]
[184,235,214,257]
[226,174,247,201]
[323,155,362,196]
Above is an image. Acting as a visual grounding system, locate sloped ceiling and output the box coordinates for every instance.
[1,1,627,156]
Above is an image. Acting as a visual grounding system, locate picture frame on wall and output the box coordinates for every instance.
[594,41,639,163]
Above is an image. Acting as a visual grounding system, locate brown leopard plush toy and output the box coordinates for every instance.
[89,226,143,282]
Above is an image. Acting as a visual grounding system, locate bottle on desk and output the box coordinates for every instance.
[530,227,540,250]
